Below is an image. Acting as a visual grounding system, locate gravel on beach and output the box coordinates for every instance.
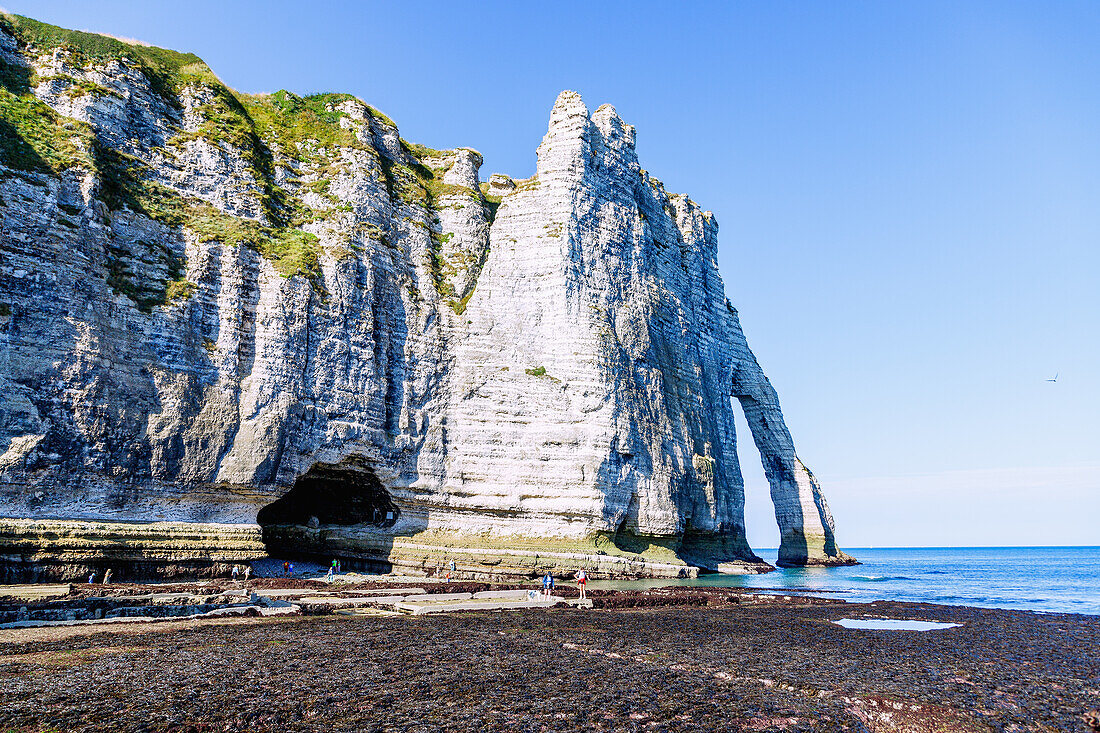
[0,598,1096,732]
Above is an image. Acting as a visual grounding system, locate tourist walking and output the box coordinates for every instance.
[231,564,239,581]
[88,572,96,585]
[103,569,113,585]
[326,564,335,583]
[243,564,251,581]
[542,571,555,599]
[283,561,289,577]
[574,568,587,600]
[335,559,341,574]
[446,558,456,582]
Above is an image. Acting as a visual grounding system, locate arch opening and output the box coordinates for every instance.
[732,396,781,559]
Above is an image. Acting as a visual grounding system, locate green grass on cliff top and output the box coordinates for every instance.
[0,13,212,104]
[0,13,495,306]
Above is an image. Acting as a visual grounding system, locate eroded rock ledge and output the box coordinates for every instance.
[0,14,854,580]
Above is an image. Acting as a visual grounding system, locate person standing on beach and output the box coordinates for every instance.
[542,571,555,599]
[336,559,341,574]
[326,564,335,583]
[574,568,587,600]
[288,562,295,576]
[447,559,456,582]
[243,565,251,581]
[283,561,289,577]
[231,565,239,581]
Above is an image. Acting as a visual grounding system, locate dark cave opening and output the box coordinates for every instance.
[257,461,399,529]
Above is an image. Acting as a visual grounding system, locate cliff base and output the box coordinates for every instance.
[0,519,774,583]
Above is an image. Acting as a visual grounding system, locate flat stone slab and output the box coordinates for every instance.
[256,589,341,599]
[296,596,406,607]
[346,587,427,596]
[0,584,72,601]
[396,598,563,611]
[259,587,428,599]
[716,562,770,575]
[832,618,961,631]
[415,592,473,602]
[359,596,409,606]
[473,590,541,600]
[0,602,298,629]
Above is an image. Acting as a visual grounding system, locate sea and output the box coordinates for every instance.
[589,546,1100,616]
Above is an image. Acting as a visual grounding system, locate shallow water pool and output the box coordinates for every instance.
[832,618,961,631]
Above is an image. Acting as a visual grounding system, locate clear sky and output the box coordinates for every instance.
[9,1,1098,550]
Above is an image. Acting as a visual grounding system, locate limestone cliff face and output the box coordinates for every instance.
[0,15,852,578]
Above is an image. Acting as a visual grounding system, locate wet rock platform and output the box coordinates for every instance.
[0,578,607,628]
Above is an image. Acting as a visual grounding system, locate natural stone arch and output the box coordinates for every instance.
[725,303,855,567]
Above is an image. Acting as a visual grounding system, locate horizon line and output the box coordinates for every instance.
[753,545,1100,551]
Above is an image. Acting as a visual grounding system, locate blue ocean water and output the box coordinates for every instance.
[589,546,1100,615]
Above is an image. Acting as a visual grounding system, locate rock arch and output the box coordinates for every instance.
[726,303,856,567]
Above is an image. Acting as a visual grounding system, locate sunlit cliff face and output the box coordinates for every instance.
[0,15,852,581]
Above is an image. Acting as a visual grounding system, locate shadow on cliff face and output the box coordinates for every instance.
[594,451,764,571]
[734,394,813,568]
[0,117,50,174]
[257,460,398,570]
[0,58,53,174]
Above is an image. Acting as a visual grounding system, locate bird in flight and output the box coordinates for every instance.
[1046,373,1059,383]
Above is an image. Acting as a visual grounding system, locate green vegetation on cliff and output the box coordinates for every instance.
[0,13,209,103]
[0,51,95,174]
[0,12,496,309]
[0,14,328,294]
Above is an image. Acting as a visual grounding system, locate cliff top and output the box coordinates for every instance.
[0,13,712,306]
[0,13,496,302]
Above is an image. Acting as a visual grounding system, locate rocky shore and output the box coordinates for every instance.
[0,582,1096,732]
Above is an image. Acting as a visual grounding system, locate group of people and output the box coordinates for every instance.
[82,560,592,596]
[86,569,113,585]
[438,560,589,598]
[230,564,252,582]
[441,561,589,599]
[540,568,588,599]
[325,558,342,582]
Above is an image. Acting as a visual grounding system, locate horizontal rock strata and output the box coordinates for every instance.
[0,14,853,579]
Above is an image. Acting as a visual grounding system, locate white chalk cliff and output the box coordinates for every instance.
[0,15,853,579]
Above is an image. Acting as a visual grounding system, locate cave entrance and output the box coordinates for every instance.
[258,460,399,529]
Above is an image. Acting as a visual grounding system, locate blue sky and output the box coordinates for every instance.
[9,1,1098,549]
